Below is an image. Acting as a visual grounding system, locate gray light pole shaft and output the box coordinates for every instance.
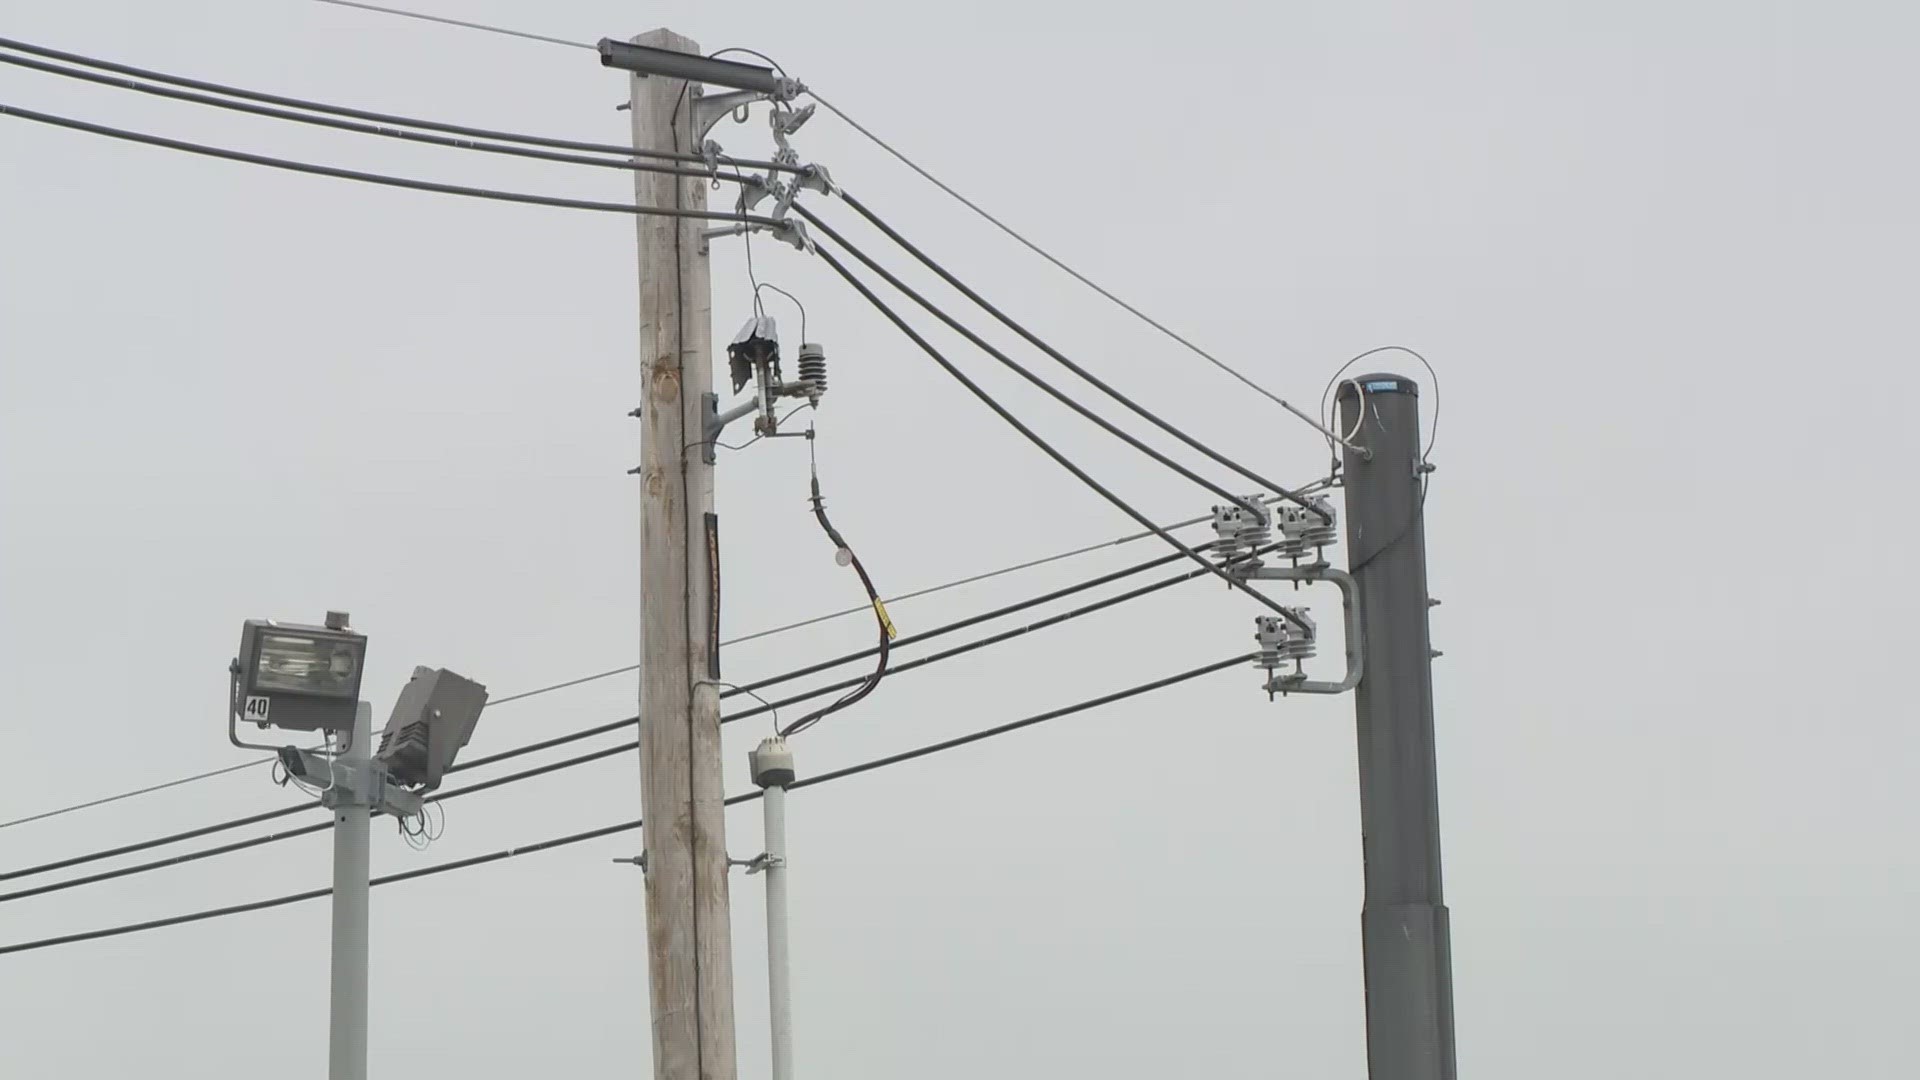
[761,785,792,1080]
[1338,374,1457,1080]
[329,702,372,1080]
[628,27,737,1080]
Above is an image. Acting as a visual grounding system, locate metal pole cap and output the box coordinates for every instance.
[749,737,796,789]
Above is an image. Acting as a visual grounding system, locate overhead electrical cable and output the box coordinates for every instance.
[827,190,1330,521]
[0,742,635,904]
[805,238,1313,632]
[0,103,780,224]
[2,540,1251,882]
[0,49,749,183]
[309,0,596,49]
[780,447,893,737]
[791,206,1268,520]
[0,654,1251,956]
[806,90,1356,451]
[0,487,1329,836]
[0,35,796,169]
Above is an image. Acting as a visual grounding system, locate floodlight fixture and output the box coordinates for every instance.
[596,38,794,95]
[375,666,489,792]
[233,614,367,735]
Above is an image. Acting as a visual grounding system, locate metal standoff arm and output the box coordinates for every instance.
[1242,564,1365,696]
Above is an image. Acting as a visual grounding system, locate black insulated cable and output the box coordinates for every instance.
[1,542,1251,893]
[0,34,801,172]
[792,204,1267,522]
[0,654,1251,956]
[832,190,1331,522]
[806,239,1312,633]
[0,50,751,184]
[0,103,783,225]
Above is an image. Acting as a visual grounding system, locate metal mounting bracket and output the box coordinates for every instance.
[702,391,763,464]
[1240,564,1366,696]
[690,87,772,149]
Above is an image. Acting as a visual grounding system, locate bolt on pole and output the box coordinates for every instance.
[1338,373,1457,1080]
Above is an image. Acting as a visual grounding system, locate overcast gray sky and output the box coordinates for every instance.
[3,0,1916,1076]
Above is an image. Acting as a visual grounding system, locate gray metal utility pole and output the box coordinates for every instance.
[1338,373,1456,1080]
[328,702,373,1080]
[627,28,739,1080]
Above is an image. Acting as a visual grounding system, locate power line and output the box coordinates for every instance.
[0,759,273,832]
[793,205,1268,521]
[0,50,745,183]
[831,190,1331,522]
[0,102,780,224]
[4,542,1261,894]
[0,742,635,904]
[0,35,799,170]
[807,237,1312,632]
[309,0,595,50]
[722,542,1278,727]
[0,654,1250,956]
[0,484,1328,836]
[806,90,1355,451]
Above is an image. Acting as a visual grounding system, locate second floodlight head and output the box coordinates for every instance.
[375,666,489,792]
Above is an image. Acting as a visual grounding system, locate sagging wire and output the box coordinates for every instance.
[1318,347,1442,573]
[755,283,807,343]
[780,433,895,737]
[398,800,444,851]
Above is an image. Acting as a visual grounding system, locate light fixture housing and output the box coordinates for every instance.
[596,38,788,94]
[234,618,367,734]
[375,666,489,791]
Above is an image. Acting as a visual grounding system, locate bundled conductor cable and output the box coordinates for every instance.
[782,438,894,736]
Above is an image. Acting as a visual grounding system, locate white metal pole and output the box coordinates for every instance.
[329,701,372,1080]
[749,738,797,1080]
[763,785,792,1080]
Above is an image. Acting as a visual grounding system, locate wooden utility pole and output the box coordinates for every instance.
[627,28,738,1080]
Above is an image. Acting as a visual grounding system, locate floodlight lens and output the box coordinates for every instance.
[256,633,361,698]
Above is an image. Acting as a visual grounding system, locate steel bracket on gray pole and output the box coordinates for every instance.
[1238,564,1365,695]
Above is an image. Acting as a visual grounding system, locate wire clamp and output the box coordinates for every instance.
[730,853,780,874]
[796,163,837,197]
[770,218,812,253]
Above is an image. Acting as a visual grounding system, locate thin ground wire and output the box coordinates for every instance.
[0,103,783,226]
[309,0,594,50]
[1319,345,1441,462]
[806,90,1356,452]
[0,50,748,183]
[0,654,1249,956]
[0,761,271,832]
